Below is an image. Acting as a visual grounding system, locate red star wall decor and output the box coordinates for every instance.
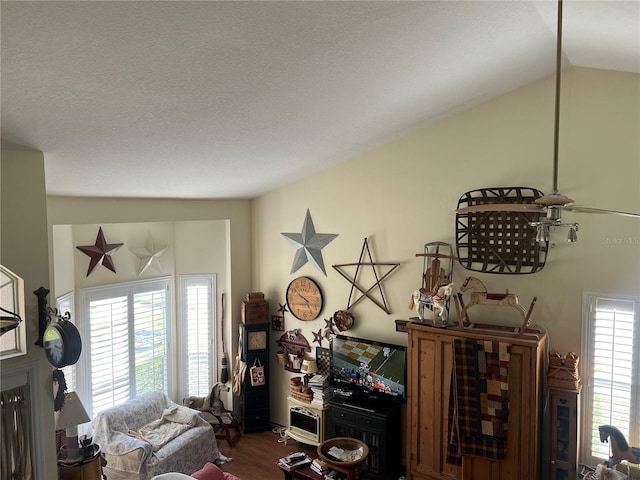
[76,227,124,276]
[312,328,324,346]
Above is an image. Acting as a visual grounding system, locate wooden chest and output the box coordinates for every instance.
[241,300,269,324]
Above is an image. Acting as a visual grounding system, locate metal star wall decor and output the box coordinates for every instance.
[129,232,168,276]
[332,237,400,314]
[312,328,324,346]
[76,227,124,276]
[324,317,335,333]
[282,209,338,276]
[278,302,289,315]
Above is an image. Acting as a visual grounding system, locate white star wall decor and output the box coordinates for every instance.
[282,209,338,276]
[130,233,168,276]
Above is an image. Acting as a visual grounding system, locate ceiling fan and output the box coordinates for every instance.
[457,0,640,243]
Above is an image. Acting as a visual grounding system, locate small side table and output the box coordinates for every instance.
[57,444,106,480]
[278,464,323,480]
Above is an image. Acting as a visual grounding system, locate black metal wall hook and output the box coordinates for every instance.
[34,286,70,347]
[34,286,50,347]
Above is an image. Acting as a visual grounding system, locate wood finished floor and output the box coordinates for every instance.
[215,426,318,479]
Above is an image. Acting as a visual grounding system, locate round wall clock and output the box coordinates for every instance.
[43,320,82,368]
[286,276,323,321]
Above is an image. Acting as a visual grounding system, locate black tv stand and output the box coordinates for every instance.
[342,393,386,412]
[328,395,401,480]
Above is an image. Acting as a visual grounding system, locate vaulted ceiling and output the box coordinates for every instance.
[2,1,638,199]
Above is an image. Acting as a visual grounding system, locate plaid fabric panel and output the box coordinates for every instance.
[447,339,511,462]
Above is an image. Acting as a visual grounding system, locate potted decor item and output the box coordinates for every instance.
[277,350,287,366]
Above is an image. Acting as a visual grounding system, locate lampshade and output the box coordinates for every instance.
[56,391,91,462]
[55,392,90,430]
[300,359,318,375]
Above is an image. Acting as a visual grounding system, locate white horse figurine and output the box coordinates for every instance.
[409,282,454,324]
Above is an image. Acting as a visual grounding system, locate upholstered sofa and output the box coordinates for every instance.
[89,391,225,480]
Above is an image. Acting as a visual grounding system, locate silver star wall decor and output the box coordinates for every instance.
[130,233,168,276]
[282,209,338,276]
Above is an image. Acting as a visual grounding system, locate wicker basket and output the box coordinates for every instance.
[291,390,313,403]
[548,368,581,391]
[548,350,581,391]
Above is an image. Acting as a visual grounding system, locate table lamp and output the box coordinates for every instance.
[55,391,90,462]
[300,358,318,385]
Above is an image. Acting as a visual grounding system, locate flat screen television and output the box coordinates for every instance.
[329,334,407,410]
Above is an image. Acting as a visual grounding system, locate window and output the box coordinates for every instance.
[581,292,639,465]
[0,265,27,360]
[79,278,172,416]
[178,275,216,398]
[56,292,76,393]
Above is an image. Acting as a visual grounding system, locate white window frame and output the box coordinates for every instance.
[580,291,639,466]
[0,265,28,360]
[177,274,217,400]
[78,277,174,416]
[56,291,76,393]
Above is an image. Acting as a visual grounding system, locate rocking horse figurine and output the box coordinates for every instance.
[454,276,537,335]
[599,425,640,466]
[409,281,454,325]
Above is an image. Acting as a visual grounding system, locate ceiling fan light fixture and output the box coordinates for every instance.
[535,224,550,245]
[567,225,578,243]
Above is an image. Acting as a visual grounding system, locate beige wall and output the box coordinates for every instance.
[46,198,252,410]
[1,150,56,479]
[50,219,231,408]
[252,67,640,426]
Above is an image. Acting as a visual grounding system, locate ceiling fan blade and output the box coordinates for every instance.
[456,203,545,214]
[558,205,640,218]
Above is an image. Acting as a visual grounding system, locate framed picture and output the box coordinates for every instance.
[271,315,284,331]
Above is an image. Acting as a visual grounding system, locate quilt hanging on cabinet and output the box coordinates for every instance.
[447,339,511,464]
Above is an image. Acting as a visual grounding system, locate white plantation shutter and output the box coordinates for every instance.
[581,292,639,465]
[133,289,168,395]
[81,278,171,416]
[179,275,215,398]
[90,295,130,414]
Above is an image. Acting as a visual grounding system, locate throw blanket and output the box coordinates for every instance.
[128,406,200,452]
[447,339,511,464]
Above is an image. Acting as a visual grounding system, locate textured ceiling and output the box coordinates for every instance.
[2,1,639,199]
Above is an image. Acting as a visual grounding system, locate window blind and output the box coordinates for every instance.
[582,293,639,465]
[81,278,171,416]
[179,275,216,398]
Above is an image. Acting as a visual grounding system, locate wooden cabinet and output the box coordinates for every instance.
[328,395,401,480]
[549,388,581,480]
[241,322,270,432]
[406,324,547,480]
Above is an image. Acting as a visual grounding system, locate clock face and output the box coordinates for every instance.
[43,321,82,368]
[44,324,65,367]
[286,276,323,321]
[248,330,267,350]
